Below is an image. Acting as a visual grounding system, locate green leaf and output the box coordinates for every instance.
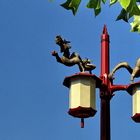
[130,5,140,33]
[110,0,118,6]
[130,15,140,32]
[94,0,101,16]
[129,3,140,16]
[119,0,131,10]
[116,9,129,22]
[102,0,107,4]
[61,0,72,10]
[94,8,101,16]
[127,0,139,14]
[61,0,81,15]
[87,0,101,16]
[87,0,98,8]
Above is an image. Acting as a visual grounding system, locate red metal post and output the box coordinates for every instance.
[101,25,110,77]
[100,25,111,140]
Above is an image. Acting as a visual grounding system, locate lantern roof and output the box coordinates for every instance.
[63,72,102,88]
[127,81,140,95]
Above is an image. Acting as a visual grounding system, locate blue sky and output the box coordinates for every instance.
[0,0,140,140]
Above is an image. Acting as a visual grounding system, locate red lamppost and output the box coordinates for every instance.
[99,25,128,140]
[52,25,140,140]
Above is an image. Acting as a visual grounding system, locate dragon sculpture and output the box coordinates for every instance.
[52,35,96,74]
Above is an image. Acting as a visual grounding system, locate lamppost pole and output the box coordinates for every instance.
[100,25,112,140]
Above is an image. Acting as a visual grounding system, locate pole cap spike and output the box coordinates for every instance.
[102,24,108,35]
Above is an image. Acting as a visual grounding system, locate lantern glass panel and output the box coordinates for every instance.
[133,86,140,116]
[69,77,96,110]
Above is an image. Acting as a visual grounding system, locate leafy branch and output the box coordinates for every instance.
[60,0,140,33]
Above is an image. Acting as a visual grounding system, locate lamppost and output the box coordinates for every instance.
[52,25,140,140]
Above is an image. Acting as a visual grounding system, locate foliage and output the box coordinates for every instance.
[60,0,140,33]
[131,16,140,32]
[131,11,140,32]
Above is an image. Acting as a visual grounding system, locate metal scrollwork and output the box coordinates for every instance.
[109,58,140,83]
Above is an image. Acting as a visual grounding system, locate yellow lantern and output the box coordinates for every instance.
[63,72,101,127]
[127,82,140,122]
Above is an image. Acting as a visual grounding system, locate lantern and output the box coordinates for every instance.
[63,72,101,127]
[127,82,140,122]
